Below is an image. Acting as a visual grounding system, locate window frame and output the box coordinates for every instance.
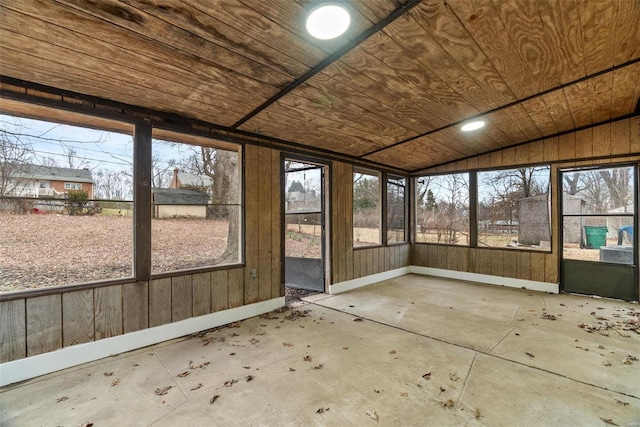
[0,111,246,299]
[148,129,245,279]
[385,174,408,245]
[414,164,553,254]
[353,166,383,248]
[414,171,471,247]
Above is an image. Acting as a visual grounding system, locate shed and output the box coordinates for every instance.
[152,188,209,219]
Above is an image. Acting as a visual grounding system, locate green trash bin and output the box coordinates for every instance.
[584,226,607,249]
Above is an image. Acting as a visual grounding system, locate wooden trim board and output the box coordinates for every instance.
[410,266,559,293]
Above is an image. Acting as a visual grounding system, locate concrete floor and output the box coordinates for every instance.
[1,274,639,426]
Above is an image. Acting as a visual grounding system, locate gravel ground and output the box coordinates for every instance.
[0,213,319,292]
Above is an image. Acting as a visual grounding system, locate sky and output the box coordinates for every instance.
[0,113,207,174]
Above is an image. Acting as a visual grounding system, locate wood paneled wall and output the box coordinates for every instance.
[331,161,410,285]
[0,145,282,363]
[412,117,640,284]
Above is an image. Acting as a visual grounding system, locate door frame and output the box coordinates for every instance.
[558,163,639,301]
[281,154,331,293]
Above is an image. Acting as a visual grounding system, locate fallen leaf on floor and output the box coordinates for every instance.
[103,372,113,377]
[388,350,396,355]
[229,352,236,356]
[449,373,460,381]
[155,386,172,396]
[623,356,635,365]
[422,372,431,380]
[111,379,120,386]
[440,399,454,409]
[374,389,380,393]
[365,410,379,422]
[598,345,605,349]
[525,352,535,358]
[282,342,293,347]
[515,318,524,321]
[56,396,68,403]
[597,307,605,310]
[245,375,254,382]
[289,368,296,372]
[515,333,520,336]
[190,383,203,391]
[353,318,364,322]
[209,395,219,404]
[599,417,619,426]
[615,399,629,406]
[243,366,251,369]
[474,408,482,419]
[541,313,557,320]
[342,347,349,350]
[400,392,408,397]
[602,361,612,366]
[316,407,329,414]
[439,387,446,393]
[560,303,566,306]
[596,316,609,321]
[177,371,190,378]
[313,364,323,370]
[224,379,239,387]
[189,361,210,370]
[79,423,93,427]
[303,355,313,362]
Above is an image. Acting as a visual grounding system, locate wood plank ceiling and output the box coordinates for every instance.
[1,0,639,172]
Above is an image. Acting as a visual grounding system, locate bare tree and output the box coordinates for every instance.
[0,126,34,196]
[600,168,631,210]
[179,146,240,264]
[151,150,175,188]
[63,147,90,169]
[563,172,583,195]
[94,168,132,200]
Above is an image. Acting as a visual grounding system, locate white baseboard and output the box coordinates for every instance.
[330,267,410,294]
[0,297,285,387]
[410,266,559,293]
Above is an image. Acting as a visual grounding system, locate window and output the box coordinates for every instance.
[151,135,241,274]
[416,173,470,245]
[353,168,381,247]
[387,176,407,243]
[64,182,82,190]
[477,166,551,250]
[562,165,635,264]
[0,113,134,293]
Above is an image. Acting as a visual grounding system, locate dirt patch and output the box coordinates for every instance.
[1,213,321,293]
[0,213,231,292]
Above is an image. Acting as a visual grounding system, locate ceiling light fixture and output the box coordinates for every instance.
[461,120,486,132]
[306,3,351,40]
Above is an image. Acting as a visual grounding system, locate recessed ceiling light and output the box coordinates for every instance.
[461,120,486,132]
[306,3,351,40]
